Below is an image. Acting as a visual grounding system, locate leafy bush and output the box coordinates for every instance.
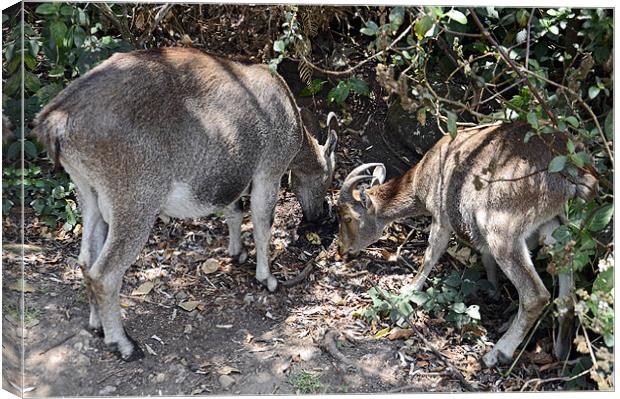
[358,267,491,332]
[2,3,132,229]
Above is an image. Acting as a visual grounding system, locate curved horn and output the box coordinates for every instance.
[326,112,338,131]
[339,163,385,203]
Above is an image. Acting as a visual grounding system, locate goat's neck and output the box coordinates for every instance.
[370,165,423,223]
[291,128,324,174]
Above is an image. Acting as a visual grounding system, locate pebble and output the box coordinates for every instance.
[98,385,116,395]
[219,374,236,390]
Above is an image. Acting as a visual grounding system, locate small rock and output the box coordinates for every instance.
[153,373,166,383]
[219,374,236,390]
[98,385,116,395]
[73,341,83,352]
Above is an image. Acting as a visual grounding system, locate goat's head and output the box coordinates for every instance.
[290,112,338,222]
[337,163,387,255]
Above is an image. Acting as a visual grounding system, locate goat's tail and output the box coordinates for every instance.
[31,108,68,170]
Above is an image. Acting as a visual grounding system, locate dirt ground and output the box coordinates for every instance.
[2,119,574,396]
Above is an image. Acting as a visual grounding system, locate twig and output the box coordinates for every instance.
[96,368,126,385]
[371,283,474,392]
[524,8,536,69]
[296,22,413,77]
[38,329,80,355]
[520,367,592,391]
[280,261,314,287]
[95,4,136,46]
[321,329,378,377]
[519,68,614,168]
[137,4,174,46]
[468,8,558,127]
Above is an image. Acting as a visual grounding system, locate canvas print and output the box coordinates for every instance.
[1,2,614,396]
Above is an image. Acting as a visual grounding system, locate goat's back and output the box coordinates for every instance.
[33,48,304,206]
[416,123,595,246]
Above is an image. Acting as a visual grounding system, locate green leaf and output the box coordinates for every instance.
[360,21,379,36]
[273,40,286,53]
[604,111,613,141]
[24,141,38,159]
[524,130,536,143]
[588,86,601,99]
[527,112,539,129]
[348,77,369,96]
[516,9,529,27]
[60,5,75,16]
[566,139,575,153]
[388,7,405,30]
[299,79,326,97]
[48,65,65,78]
[589,204,613,232]
[447,111,457,138]
[548,155,567,173]
[444,9,467,24]
[414,16,433,40]
[603,332,614,348]
[327,81,350,105]
[565,116,579,128]
[451,302,467,314]
[466,305,481,320]
[593,266,614,293]
[50,20,68,47]
[35,3,58,15]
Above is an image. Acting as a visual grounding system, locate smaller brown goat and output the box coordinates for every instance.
[337,122,597,367]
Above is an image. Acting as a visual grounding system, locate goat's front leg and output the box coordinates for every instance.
[250,175,280,292]
[410,220,451,291]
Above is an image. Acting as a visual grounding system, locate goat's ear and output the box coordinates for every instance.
[324,130,338,156]
[359,186,374,210]
[371,164,386,186]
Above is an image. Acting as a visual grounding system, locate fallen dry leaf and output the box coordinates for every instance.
[179,301,201,312]
[131,281,155,296]
[305,232,321,245]
[201,259,220,274]
[217,365,240,375]
[9,278,35,293]
[387,327,414,341]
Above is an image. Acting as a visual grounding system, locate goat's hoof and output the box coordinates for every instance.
[257,275,278,292]
[232,250,248,265]
[481,349,511,368]
[86,325,104,338]
[120,344,145,362]
[106,333,144,362]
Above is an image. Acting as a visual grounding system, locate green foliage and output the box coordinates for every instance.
[326,77,370,105]
[288,371,323,394]
[350,6,613,388]
[2,3,132,231]
[358,268,491,331]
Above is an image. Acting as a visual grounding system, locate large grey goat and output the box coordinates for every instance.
[337,122,597,368]
[33,47,338,360]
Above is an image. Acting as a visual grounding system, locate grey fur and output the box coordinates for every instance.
[337,122,597,368]
[33,48,337,360]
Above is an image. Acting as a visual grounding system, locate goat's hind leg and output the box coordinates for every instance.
[84,198,160,361]
[482,235,550,367]
[72,175,108,335]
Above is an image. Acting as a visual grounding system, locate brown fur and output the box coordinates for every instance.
[338,122,597,367]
